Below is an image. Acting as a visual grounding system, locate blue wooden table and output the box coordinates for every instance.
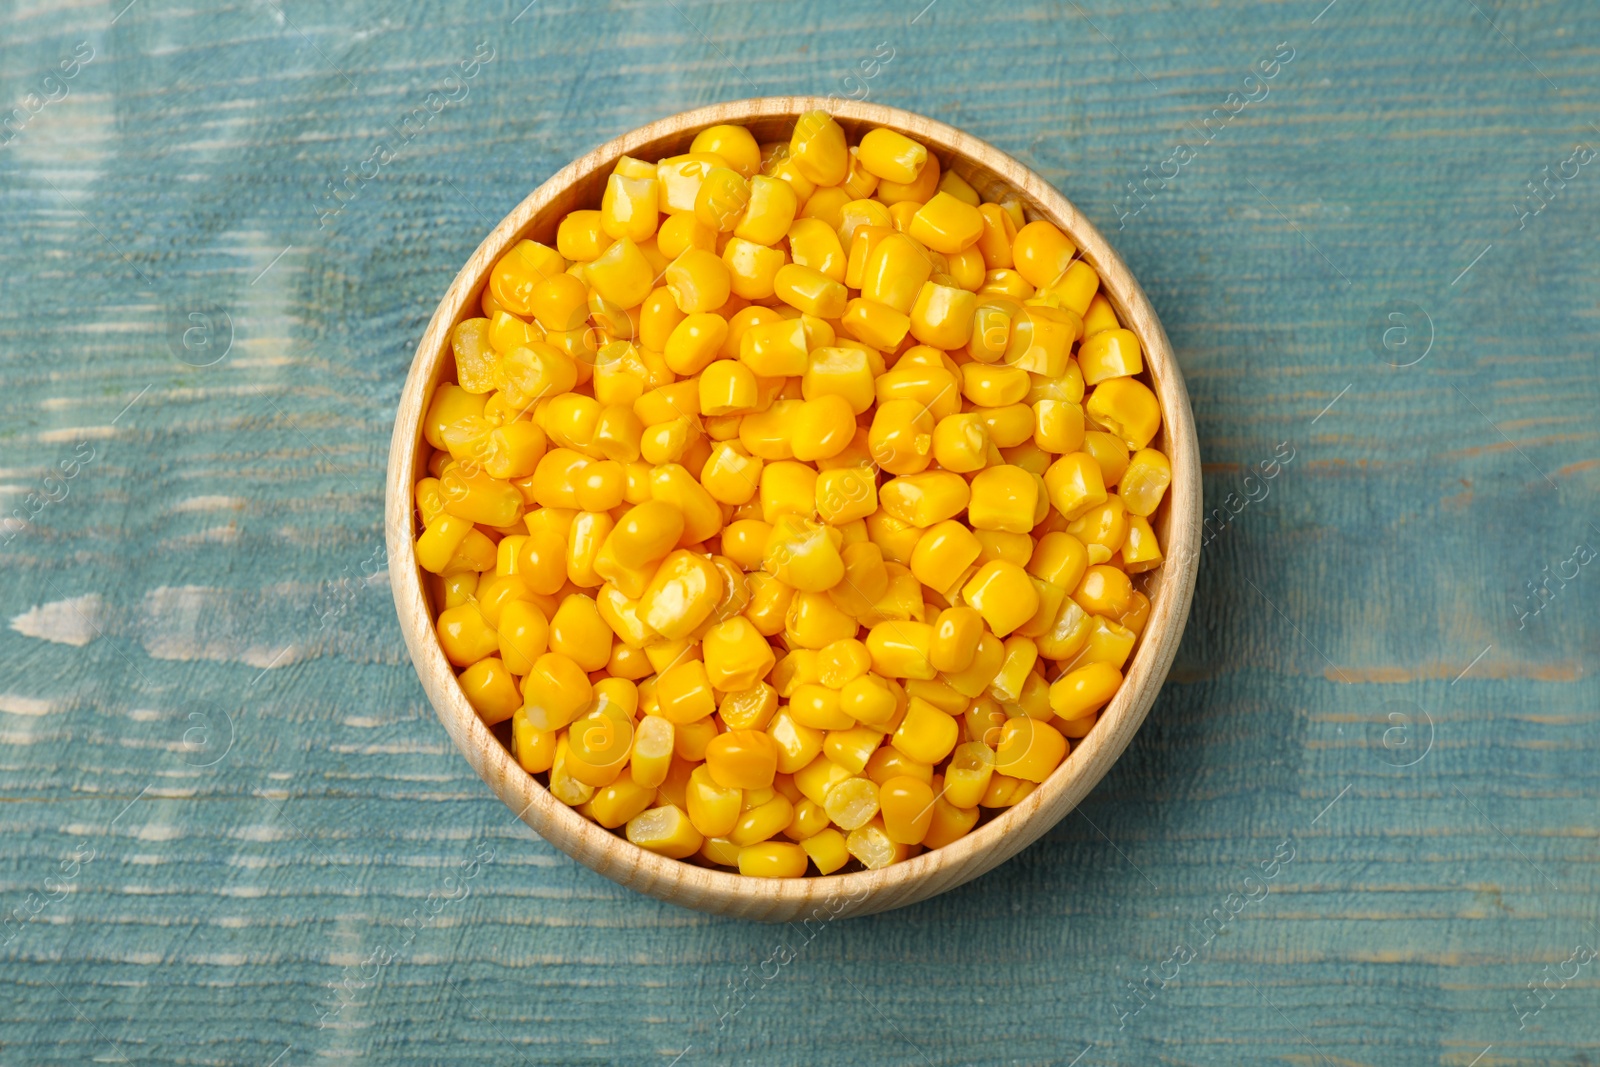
[2,1,1596,1063]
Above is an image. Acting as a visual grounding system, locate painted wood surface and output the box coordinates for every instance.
[1,1,1595,1064]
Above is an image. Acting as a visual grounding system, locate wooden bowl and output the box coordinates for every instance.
[386,97,1200,922]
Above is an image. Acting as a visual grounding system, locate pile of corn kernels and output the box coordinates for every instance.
[413,112,1172,877]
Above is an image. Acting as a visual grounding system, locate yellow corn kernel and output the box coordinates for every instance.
[905,678,968,714]
[890,696,960,764]
[1012,220,1077,288]
[962,560,1039,638]
[548,735,596,806]
[860,746,926,789]
[436,599,498,667]
[784,591,857,650]
[966,301,1013,364]
[556,210,608,261]
[768,708,824,774]
[1050,661,1122,718]
[988,634,1039,704]
[695,167,752,233]
[834,675,895,732]
[700,728,778,792]
[922,795,980,848]
[600,173,660,243]
[907,191,984,254]
[720,681,779,731]
[490,240,566,317]
[768,263,847,320]
[595,583,654,647]
[865,620,936,680]
[880,470,970,528]
[993,716,1067,783]
[1072,614,1138,672]
[815,466,878,526]
[739,316,808,377]
[730,793,796,846]
[795,754,854,809]
[844,816,909,868]
[789,110,848,185]
[656,152,724,213]
[673,716,715,762]
[937,168,979,205]
[1044,451,1108,519]
[901,283,976,353]
[658,313,724,376]
[799,827,850,873]
[589,775,657,829]
[874,359,961,418]
[511,707,557,773]
[1119,448,1171,516]
[909,520,983,597]
[602,500,680,571]
[548,592,612,671]
[853,127,926,184]
[1078,328,1143,386]
[717,520,769,573]
[928,605,982,674]
[879,776,936,844]
[841,297,911,350]
[585,237,653,309]
[656,214,717,262]
[700,441,763,505]
[620,713,672,790]
[821,775,879,830]
[960,364,1028,409]
[565,509,615,587]
[857,233,933,313]
[821,725,883,776]
[639,550,723,639]
[1067,497,1128,554]
[735,840,808,877]
[827,541,891,618]
[702,617,777,692]
[459,657,521,724]
[800,185,851,231]
[790,395,856,462]
[1079,294,1118,338]
[566,705,635,788]
[722,237,787,300]
[940,741,994,809]
[690,124,759,176]
[1120,515,1163,573]
[522,651,593,731]
[589,405,641,464]
[865,563,926,625]
[650,657,712,726]
[439,467,522,529]
[491,598,546,674]
[650,463,724,545]
[1073,563,1133,617]
[664,247,732,314]
[838,197,896,251]
[796,348,872,417]
[972,404,1032,451]
[417,512,474,574]
[978,774,1034,808]
[781,217,844,282]
[808,638,866,689]
[639,418,693,465]
[1047,259,1100,315]
[931,413,989,473]
[626,803,703,859]
[759,460,818,523]
[1004,305,1081,378]
[1026,530,1086,589]
[975,203,1017,268]
[1033,398,1086,455]
[946,246,987,291]
[1078,431,1130,491]
[728,174,798,247]
[764,514,843,592]
[783,796,832,841]
[744,572,795,637]
[531,275,595,337]
[876,149,940,206]
[1119,590,1152,639]
[861,405,929,481]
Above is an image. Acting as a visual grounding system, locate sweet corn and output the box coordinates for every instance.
[417,116,1175,877]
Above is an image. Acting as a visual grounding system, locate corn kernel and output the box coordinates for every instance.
[787,217,847,281]
[586,237,654,309]
[791,395,857,462]
[800,827,850,872]
[626,803,703,859]
[601,173,660,243]
[865,620,936,680]
[877,149,940,206]
[962,560,1039,638]
[1044,451,1108,520]
[880,470,970,528]
[789,111,849,185]
[1086,377,1161,450]
[857,128,928,184]
[1119,448,1171,516]
[1073,563,1133,617]
[1049,661,1122,718]
[841,297,911,350]
[931,413,989,473]
[639,550,723,639]
[1047,259,1100,314]
[722,237,787,300]
[1078,328,1143,385]
[764,514,844,592]
[890,696,959,764]
[459,657,522,724]
[907,192,984,255]
[665,247,731,314]
[879,776,936,844]
[909,520,983,597]
[1120,515,1163,573]
[702,617,777,692]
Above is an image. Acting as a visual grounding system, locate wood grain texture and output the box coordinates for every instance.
[389,96,1201,922]
[1,0,1597,1063]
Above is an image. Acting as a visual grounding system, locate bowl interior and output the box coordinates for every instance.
[389,97,1199,921]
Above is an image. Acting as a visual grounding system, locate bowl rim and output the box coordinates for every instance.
[385,96,1201,920]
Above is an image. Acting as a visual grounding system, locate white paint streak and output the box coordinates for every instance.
[0,694,59,716]
[11,593,103,646]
